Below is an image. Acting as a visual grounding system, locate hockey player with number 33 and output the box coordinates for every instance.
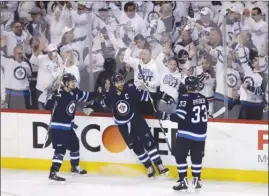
[155,76,209,192]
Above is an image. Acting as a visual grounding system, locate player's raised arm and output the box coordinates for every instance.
[73,87,100,103]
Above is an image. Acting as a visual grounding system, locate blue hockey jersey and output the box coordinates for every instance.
[170,93,209,141]
[100,83,153,125]
[45,88,98,131]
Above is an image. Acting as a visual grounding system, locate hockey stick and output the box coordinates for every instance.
[211,107,226,118]
[42,55,70,149]
[138,65,172,152]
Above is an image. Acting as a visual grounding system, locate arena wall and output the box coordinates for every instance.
[0,109,268,183]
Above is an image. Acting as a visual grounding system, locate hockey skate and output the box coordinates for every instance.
[49,170,66,184]
[147,166,155,179]
[156,164,169,176]
[173,177,188,193]
[192,177,202,190]
[71,165,87,176]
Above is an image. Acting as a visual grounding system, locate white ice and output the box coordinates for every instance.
[1,169,268,196]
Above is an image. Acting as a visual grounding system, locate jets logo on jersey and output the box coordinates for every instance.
[163,74,178,88]
[243,76,254,87]
[116,100,130,116]
[147,11,160,23]
[14,67,26,80]
[138,67,153,81]
[177,50,189,64]
[66,101,76,116]
[198,81,205,90]
[227,73,238,88]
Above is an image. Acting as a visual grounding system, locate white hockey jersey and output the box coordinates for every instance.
[0,54,31,90]
[123,48,160,93]
[173,41,197,76]
[238,47,264,103]
[196,65,215,101]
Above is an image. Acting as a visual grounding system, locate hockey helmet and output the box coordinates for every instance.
[112,73,124,84]
[185,76,199,91]
[62,73,77,86]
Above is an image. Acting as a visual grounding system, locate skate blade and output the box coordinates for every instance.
[161,170,169,177]
[48,180,66,185]
[173,189,189,194]
[71,172,88,177]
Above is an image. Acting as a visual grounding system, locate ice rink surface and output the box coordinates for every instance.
[1,169,268,196]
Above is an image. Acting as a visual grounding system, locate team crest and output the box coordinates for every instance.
[147,11,160,23]
[227,73,238,88]
[243,76,254,87]
[116,100,130,116]
[14,67,26,80]
[66,101,76,116]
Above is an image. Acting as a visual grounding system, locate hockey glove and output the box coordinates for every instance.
[83,104,94,116]
[51,92,61,102]
[161,93,175,105]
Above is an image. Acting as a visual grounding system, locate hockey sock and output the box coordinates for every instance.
[51,153,64,172]
[137,152,152,168]
[70,151,80,167]
[191,163,202,179]
[177,162,188,180]
[148,148,162,166]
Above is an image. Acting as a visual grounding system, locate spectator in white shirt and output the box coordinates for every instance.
[243,7,268,55]
[1,46,32,109]
[29,44,63,109]
[1,21,31,56]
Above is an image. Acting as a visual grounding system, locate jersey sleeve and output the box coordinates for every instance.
[170,95,188,122]
[75,88,99,103]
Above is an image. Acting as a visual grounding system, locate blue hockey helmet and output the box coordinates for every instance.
[185,76,199,91]
[62,73,76,86]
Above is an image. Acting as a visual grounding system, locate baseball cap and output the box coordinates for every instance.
[47,44,58,52]
[227,6,240,13]
[200,7,212,16]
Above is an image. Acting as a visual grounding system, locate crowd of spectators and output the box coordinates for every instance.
[0,1,268,120]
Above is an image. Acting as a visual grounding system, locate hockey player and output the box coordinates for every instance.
[84,73,169,178]
[155,76,209,192]
[45,73,98,183]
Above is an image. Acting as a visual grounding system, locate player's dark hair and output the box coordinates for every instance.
[252,7,262,15]
[124,2,135,12]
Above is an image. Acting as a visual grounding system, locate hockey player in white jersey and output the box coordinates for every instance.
[238,40,265,120]
[123,41,160,114]
[156,43,182,114]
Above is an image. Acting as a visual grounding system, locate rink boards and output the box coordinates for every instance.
[1,110,268,183]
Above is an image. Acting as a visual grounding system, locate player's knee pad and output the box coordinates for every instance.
[69,141,79,152]
[132,142,145,156]
[54,147,66,155]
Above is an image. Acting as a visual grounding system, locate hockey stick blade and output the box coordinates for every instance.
[212,107,226,118]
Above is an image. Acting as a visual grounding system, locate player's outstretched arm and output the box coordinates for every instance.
[73,88,100,103]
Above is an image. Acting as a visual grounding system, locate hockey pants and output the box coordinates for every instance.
[175,137,205,180]
[117,115,162,168]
